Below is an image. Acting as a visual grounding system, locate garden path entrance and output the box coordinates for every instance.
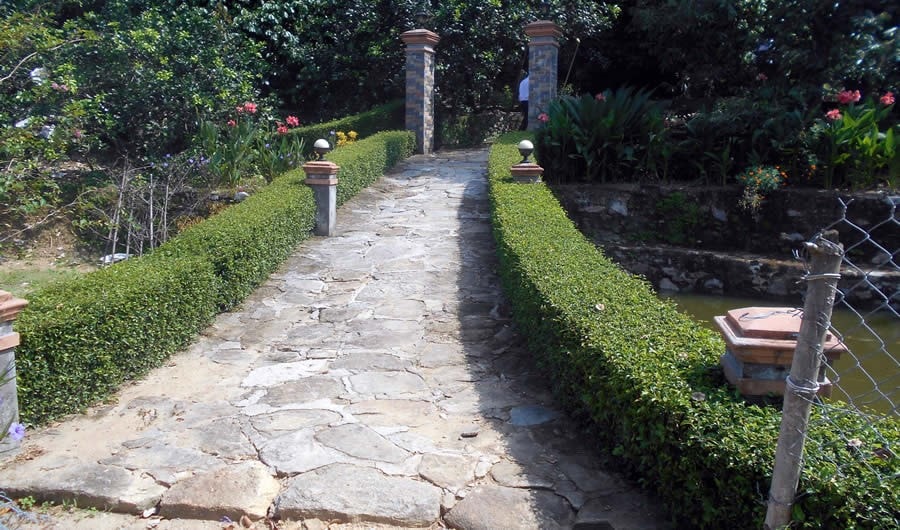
[1,149,669,529]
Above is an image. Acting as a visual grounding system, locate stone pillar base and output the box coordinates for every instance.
[510,163,544,184]
[0,291,27,455]
[303,161,340,237]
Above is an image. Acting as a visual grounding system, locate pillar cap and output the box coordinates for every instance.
[510,163,544,183]
[0,291,28,322]
[302,160,340,176]
[525,21,562,39]
[401,29,440,47]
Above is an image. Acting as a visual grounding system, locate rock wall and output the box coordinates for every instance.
[551,184,899,310]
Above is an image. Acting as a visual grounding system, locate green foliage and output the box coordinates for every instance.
[69,1,265,154]
[810,95,898,189]
[16,255,219,424]
[487,132,899,528]
[195,104,305,186]
[735,165,787,211]
[535,88,667,183]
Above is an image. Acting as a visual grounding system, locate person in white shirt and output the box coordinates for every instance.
[518,74,529,130]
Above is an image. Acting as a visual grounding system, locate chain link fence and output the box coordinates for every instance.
[766,195,898,528]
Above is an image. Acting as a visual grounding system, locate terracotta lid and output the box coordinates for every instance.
[725,306,833,342]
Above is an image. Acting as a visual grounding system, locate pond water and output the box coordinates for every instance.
[663,292,899,416]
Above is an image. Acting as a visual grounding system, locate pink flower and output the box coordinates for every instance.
[277,124,289,135]
[235,106,244,114]
[826,109,842,121]
[837,90,861,104]
[227,119,236,127]
[73,129,82,139]
[595,93,606,102]
[537,112,549,123]
[285,115,300,127]
[880,92,895,106]
[756,73,768,81]
[242,102,258,114]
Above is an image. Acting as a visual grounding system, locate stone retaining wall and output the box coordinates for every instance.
[551,184,899,310]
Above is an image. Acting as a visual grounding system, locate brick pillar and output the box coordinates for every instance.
[400,29,440,154]
[524,21,562,131]
[303,161,340,237]
[0,291,27,453]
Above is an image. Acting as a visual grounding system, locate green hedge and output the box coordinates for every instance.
[15,127,414,425]
[487,132,899,529]
[16,256,218,424]
[291,100,404,155]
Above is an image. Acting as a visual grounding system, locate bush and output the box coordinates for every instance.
[488,131,899,528]
[16,256,218,425]
[534,88,667,183]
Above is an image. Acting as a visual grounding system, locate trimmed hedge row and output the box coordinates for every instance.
[15,127,415,425]
[291,100,404,155]
[487,132,899,529]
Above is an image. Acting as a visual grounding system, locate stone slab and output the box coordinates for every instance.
[444,485,573,530]
[315,423,410,463]
[274,463,441,527]
[160,461,280,520]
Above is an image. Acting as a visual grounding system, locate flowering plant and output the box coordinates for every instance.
[196,103,305,185]
[335,130,358,147]
[812,89,898,188]
[735,165,786,211]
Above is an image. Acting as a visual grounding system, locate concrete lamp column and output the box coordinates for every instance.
[303,155,340,237]
[524,20,562,131]
[0,291,27,453]
[400,29,440,154]
[510,139,544,183]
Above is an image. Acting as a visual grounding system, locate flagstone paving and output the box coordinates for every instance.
[0,149,670,529]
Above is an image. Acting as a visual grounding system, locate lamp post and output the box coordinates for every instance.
[510,139,543,183]
[303,139,340,236]
[313,138,331,161]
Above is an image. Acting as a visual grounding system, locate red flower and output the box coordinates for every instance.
[756,73,768,81]
[277,124,289,135]
[242,102,258,114]
[826,109,842,121]
[595,93,606,102]
[880,92,895,106]
[227,119,237,127]
[537,112,549,123]
[837,90,861,104]
[285,115,300,127]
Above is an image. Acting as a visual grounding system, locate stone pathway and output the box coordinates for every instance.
[0,149,669,529]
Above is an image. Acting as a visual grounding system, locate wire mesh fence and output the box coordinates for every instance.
[766,195,898,528]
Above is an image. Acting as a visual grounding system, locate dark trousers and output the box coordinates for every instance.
[519,101,528,130]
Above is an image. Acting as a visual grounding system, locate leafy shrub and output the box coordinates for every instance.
[809,91,898,189]
[16,256,218,425]
[535,88,667,183]
[488,131,899,528]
